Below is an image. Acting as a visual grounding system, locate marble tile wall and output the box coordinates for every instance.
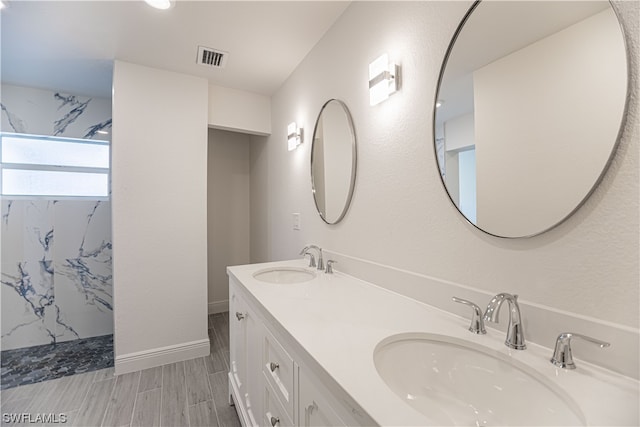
[1,84,113,351]
[1,200,113,350]
[1,84,112,140]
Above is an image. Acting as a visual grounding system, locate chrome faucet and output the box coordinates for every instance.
[483,293,526,350]
[300,245,323,271]
[550,332,610,369]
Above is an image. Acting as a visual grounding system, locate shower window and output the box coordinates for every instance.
[0,133,109,198]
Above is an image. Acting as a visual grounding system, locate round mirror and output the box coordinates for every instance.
[434,1,628,238]
[311,99,357,224]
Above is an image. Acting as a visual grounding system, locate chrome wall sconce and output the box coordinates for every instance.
[288,122,303,151]
[368,53,400,106]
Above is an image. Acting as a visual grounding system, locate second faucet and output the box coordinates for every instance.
[300,245,324,271]
[483,293,526,350]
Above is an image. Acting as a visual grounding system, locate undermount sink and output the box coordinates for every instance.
[252,267,316,284]
[374,333,585,426]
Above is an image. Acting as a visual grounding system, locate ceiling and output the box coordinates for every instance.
[1,0,350,98]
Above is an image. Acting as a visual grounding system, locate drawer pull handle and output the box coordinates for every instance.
[270,362,279,372]
[270,416,280,426]
[235,312,245,321]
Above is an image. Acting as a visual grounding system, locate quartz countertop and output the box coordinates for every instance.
[228,259,639,426]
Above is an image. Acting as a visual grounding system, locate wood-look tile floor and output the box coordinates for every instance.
[0,313,240,427]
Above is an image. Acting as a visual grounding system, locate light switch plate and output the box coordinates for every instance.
[292,213,301,231]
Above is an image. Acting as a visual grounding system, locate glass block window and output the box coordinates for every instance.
[0,133,109,198]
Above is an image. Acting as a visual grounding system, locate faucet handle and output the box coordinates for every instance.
[325,260,337,274]
[452,297,486,335]
[550,332,610,369]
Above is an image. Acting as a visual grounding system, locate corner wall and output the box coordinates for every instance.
[112,61,209,374]
[250,1,639,376]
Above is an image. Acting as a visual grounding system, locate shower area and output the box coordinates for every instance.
[1,84,113,389]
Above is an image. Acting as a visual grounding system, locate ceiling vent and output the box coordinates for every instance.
[196,46,228,69]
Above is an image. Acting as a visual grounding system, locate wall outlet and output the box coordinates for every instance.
[292,213,301,231]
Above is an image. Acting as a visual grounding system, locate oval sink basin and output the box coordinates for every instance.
[253,267,316,284]
[374,333,585,426]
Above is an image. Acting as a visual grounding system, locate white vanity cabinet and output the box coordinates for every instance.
[228,276,369,427]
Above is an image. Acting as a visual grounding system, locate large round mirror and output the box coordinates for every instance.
[311,99,357,224]
[434,1,628,238]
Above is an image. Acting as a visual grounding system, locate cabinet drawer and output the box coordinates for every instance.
[263,327,295,418]
[263,377,294,427]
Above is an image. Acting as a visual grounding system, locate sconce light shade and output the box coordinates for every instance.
[288,122,303,151]
[144,0,174,9]
[369,53,399,106]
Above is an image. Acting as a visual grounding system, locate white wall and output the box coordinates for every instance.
[444,112,474,152]
[207,128,251,314]
[250,1,639,377]
[473,9,627,237]
[112,61,209,374]
[208,84,271,136]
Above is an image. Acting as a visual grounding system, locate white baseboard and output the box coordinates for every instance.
[114,338,210,375]
[208,299,229,314]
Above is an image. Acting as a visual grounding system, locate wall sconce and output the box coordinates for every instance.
[144,0,174,9]
[288,122,303,151]
[369,53,400,106]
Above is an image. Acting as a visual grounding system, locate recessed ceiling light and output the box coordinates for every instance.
[0,1,7,10]
[144,0,174,10]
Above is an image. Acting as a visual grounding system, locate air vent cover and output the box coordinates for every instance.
[196,46,228,68]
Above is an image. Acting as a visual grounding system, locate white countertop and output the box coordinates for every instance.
[228,259,639,426]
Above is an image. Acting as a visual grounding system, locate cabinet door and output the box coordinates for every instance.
[229,286,247,400]
[245,305,263,426]
[229,281,262,426]
[229,280,263,427]
[298,368,346,427]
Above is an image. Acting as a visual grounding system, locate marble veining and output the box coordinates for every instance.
[84,118,112,139]
[1,200,113,351]
[0,102,27,133]
[1,260,55,340]
[3,200,13,225]
[54,92,82,109]
[63,201,113,312]
[53,99,90,136]
[2,85,111,140]
[60,254,113,312]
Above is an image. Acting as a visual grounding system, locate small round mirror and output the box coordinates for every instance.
[434,1,628,238]
[311,99,357,224]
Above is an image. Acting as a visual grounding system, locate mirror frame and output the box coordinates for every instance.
[310,98,358,225]
[432,0,630,239]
